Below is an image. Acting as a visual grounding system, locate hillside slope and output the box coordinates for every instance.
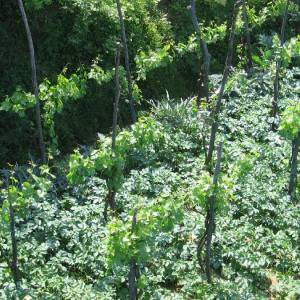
[1,68,300,299]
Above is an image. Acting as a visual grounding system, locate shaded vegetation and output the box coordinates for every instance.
[0,0,300,299]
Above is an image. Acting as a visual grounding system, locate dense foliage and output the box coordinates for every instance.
[1,0,300,299]
[1,68,300,298]
[1,0,299,164]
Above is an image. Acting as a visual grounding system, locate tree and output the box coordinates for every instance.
[17,0,46,163]
[116,0,137,123]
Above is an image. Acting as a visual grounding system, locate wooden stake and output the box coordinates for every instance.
[272,0,291,131]
[17,0,46,164]
[242,0,253,72]
[116,0,137,123]
[128,209,138,300]
[189,0,211,106]
[205,1,241,168]
[205,143,223,283]
[288,132,300,201]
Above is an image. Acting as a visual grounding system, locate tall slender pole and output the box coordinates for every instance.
[4,174,20,290]
[17,0,46,163]
[272,0,290,131]
[242,0,253,71]
[9,194,20,290]
[112,43,122,151]
[116,0,137,123]
[128,209,138,299]
[205,142,223,283]
[189,0,211,105]
[104,44,122,222]
[205,1,241,168]
[288,132,300,201]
